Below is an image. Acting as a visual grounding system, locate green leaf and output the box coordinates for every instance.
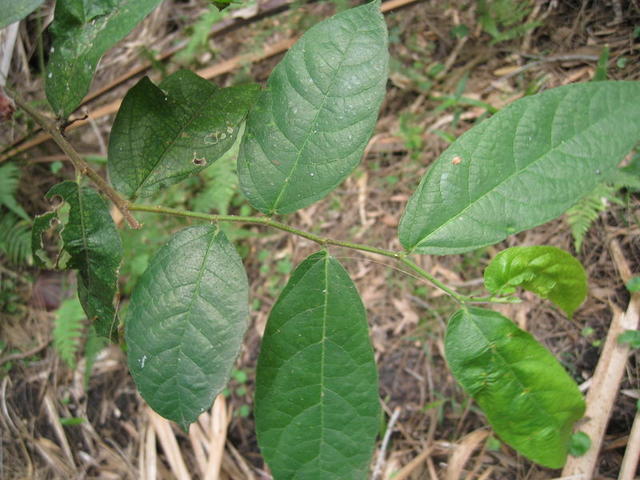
[108,70,260,199]
[60,417,86,426]
[45,0,163,118]
[618,330,640,349]
[568,432,591,457]
[255,251,379,479]
[0,0,44,29]
[626,276,640,293]
[445,307,585,468]
[237,1,388,215]
[46,181,123,340]
[484,246,587,318]
[192,123,244,215]
[399,81,640,254]
[126,225,249,430]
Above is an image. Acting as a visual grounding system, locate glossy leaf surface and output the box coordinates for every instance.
[126,225,249,430]
[108,70,259,199]
[46,0,162,118]
[0,0,44,29]
[400,81,640,254]
[45,181,122,340]
[255,251,379,479]
[237,1,388,214]
[445,307,585,468]
[484,246,587,317]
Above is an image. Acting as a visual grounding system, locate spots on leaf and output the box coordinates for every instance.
[192,152,206,166]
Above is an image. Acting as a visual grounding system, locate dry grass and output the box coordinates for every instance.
[1,0,640,478]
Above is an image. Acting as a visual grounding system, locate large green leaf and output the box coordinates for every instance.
[0,0,44,29]
[255,251,379,479]
[108,70,259,199]
[45,181,123,340]
[126,225,249,430]
[445,307,585,468]
[399,81,640,254]
[484,246,587,318]
[45,0,163,118]
[237,1,388,215]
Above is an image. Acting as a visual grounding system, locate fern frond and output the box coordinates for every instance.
[0,213,32,265]
[0,163,29,221]
[566,166,640,252]
[192,148,238,215]
[566,184,616,252]
[605,168,640,191]
[53,296,86,368]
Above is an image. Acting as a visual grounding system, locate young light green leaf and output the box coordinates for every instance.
[108,70,260,199]
[45,0,163,118]
[568,432,591,457]
[46,181,123,340]
[618,330,640,349]
[237,1,388,215]
[445,307,585,468]
[626,276,640,293]
[399,81,640,254]
[484,246,587,318]
[0,0,44,29]
[255,251,379,479]
[126,225,249,431]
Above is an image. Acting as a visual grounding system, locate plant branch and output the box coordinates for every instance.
[129,203,512,305]
[398,256,469,303]
[8,88,140,229]
[129,203,402,259]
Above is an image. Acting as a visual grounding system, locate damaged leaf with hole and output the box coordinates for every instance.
[108,70,260,199]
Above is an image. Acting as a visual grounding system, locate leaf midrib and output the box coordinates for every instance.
[462,310,570,432]
[411,90,637,252]
[175,227,218,427]
[318,254,329,469]
[74,185,94,303]
[131,85,220,198]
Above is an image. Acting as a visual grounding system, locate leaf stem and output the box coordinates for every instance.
[129,203,401,259]
[8,88,141,229]
[129,203,512,305]
[398,256,468,303]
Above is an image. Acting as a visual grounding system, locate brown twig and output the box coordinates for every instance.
[619,408,640,480]
[371,406,401,480]
[561,239,640,478]
[0,0,422,164]
[8,88,140,229]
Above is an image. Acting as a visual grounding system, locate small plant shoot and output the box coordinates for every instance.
[14,0,640,476]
